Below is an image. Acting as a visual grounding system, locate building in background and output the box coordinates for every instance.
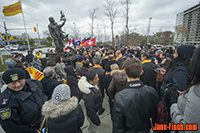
[174,3,200,45]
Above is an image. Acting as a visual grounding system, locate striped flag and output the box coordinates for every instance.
[26,67,44,81]
[32,68,44,81]
[2,1,22,17]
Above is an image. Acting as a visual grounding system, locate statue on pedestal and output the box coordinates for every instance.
[48,11,68,53]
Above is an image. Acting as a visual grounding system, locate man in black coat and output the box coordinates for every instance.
[78,70,102,133]
[41,66,62,99]
[0,68,47,133]
[113,58,159,133]
[25,50,34,64]
[140,52,159,94]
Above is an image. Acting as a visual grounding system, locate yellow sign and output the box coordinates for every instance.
[33,27,37,32]
[2,36,5,40]
[9,36,13,40]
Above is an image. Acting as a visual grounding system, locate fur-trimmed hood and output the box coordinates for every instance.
[78,76,99,94]
[42,96,78,119]
[110,70,127,85]
[110,70,125,76]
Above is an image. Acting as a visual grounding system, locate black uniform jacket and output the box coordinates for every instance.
[0,79,47,133]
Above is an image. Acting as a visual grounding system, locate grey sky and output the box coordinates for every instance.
[0,0,199,40]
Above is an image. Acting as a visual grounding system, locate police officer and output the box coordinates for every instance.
[0,68,47,133]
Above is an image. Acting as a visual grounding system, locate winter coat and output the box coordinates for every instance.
[0,79,47,133]
[56,62,67,80]
[81,67,88,76]
[140,61,158,92]
[5,58,16,69]
[170,85,200,132]
[41,77,61,99]
[29,56,43,71]
[26,54,34,64]
[65,65,82,101]
[100,58,109,69]
[108,70,127,100]
[76,63,82,77]
[78,77,102,125]
[160,64,190,96]
[42,97,84,133]
[113,80,159,133]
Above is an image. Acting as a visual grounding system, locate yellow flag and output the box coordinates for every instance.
[32,67,44,81]
[2,1,22,17]
[26,67,33,75]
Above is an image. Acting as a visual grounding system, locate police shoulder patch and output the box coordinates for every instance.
[0,107,11,120]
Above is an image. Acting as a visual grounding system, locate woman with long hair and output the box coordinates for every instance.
[160,45,196,96]
[170,47,200,129]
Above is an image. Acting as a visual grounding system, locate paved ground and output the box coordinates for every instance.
[81,95,112,133]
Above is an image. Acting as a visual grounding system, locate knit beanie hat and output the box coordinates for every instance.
[51,84,71,105]
[2,68,25,84]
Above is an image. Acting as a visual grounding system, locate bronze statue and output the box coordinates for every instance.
[48,11,67,53]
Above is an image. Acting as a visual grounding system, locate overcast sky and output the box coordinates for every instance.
[0,0,199,40]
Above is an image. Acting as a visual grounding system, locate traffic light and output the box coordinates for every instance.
[2,35,5,40]
[33,27,37,32]
[9,36,13,40]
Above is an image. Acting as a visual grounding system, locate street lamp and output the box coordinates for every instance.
[147,17,152,44]
[73,22,78,39]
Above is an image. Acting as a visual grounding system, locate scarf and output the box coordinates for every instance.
[93,64,103,69]
[116,54,123,61]
[142,59,151,64]
[78,62,83,66]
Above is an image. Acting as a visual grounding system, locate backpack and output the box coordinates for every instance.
[153,88,169,133]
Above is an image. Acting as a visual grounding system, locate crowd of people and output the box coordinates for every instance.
[0,44,200,133]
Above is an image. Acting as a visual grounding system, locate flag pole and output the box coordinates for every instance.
[36,23,41,46]
[20,0,30,50]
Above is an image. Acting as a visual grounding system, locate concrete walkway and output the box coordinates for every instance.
[81,95,112,133]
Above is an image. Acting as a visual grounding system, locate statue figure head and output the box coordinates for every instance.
[49,17,55,23]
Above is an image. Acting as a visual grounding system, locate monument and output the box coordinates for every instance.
[48,11,67,53]
[47,11,78,64]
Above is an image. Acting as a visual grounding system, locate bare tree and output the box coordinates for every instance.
[71,22,79,39]
[96,24,103,43]
[104,0,118,46]
[174,26,188,44]
[89,8,98,38]
[161,31,174,45]
[121,0,131,45]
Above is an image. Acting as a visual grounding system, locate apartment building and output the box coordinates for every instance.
[174,3,200,45]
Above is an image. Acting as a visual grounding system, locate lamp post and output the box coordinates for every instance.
[147,17,152,44]
[73,22,78,39]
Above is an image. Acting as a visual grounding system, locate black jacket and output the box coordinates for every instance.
[26,54,34,63]
[42,97,84,133]
[78,77,102,125]
[41,77,61,99]
[65,65,82,101]
[160,65,190,96]
[0,79,47,133]
[140,61,158,92]
[113,80,159,133]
